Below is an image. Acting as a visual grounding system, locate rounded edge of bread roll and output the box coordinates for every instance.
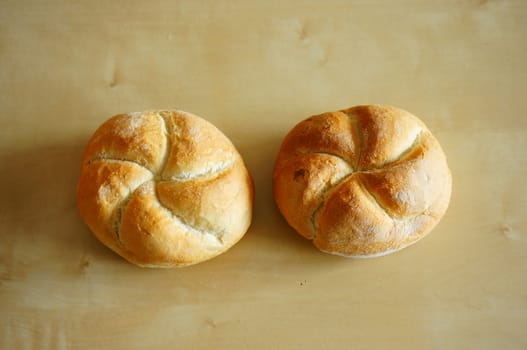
[272,105,452,258]
[77,110,254,267]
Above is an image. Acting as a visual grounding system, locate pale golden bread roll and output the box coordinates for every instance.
[273,105,452,257]
[77,110,253,267]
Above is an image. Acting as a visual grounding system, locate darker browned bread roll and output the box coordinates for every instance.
[273,105,451,257]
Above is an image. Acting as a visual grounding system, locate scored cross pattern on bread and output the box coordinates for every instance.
[273,105,452,257]
[77,110,253,267]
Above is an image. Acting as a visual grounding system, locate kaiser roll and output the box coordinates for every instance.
[77,110,253,267]
[273,105,451,257]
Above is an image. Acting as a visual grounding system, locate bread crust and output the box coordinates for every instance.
[77,110,253,267]
[273,105,451,257]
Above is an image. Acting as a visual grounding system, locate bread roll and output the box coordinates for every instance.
[273,105,451,257]
[77,110,253,267]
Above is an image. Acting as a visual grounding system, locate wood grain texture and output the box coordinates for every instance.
[1,0,526,349]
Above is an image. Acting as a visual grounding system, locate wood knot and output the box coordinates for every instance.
[499,223,511,234]
[78,257,90,272]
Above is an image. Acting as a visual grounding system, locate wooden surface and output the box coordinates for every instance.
[1,1,526,349]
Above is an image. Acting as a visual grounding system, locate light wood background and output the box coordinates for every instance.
[1,1,526,349]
